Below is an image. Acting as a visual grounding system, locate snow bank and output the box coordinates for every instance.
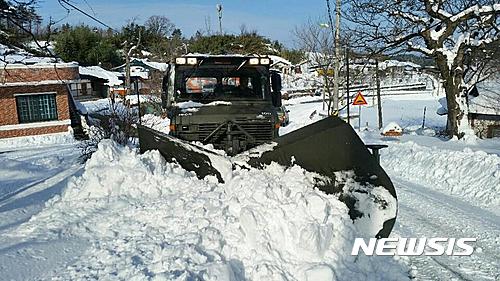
[382,141,500,212]
[15,140,409,280]
[0,132,76,150]
[383,122,403,134]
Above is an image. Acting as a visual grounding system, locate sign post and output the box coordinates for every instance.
[352,91,368,131]
[358,106,361,132]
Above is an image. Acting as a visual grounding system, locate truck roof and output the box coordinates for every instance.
[174,54,273,67]
[180,54,271,59]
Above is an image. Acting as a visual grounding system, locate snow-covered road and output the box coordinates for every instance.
[0,138,85,281]
[392,176,500,281]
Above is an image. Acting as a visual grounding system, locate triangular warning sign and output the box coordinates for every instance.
[352,91,368,106]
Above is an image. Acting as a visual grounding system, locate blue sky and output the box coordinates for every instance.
[36,0,329,47]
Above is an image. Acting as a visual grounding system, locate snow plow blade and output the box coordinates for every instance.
[246,117,397,238]
[137,117,397,238]
[137,125,229,183]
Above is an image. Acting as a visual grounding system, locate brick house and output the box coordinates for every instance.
[468,76,500,138]
[0,63,82,138]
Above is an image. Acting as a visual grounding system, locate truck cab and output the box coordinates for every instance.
[162,55,283,155]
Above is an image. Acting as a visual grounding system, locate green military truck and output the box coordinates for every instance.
[162,55,283,155]
[138,54,398,238]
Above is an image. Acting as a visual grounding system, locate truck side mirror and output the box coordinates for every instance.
[271,71,282,92]
[161,75,169,109]
[270,72,282,107]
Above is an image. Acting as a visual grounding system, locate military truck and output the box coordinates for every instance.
[138,54,398,238]
[162,55,283,155]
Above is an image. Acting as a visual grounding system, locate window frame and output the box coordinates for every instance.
[14,92,59,124]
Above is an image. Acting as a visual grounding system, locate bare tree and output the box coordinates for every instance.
[346,0,500,137]
[145,15,175,39]
[294,18,337,114]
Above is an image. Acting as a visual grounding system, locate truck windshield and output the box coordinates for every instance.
[175,66,269,102]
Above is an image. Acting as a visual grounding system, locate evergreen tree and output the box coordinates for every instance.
[54,25,122,68]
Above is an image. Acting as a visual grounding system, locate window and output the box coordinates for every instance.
[16,93,58,123]
[186,77,217,94]
[176,66,268,102]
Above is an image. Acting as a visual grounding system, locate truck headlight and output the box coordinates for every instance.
[187,57,197,65]
[176,57,186,64]
[260,58,270,65]
[249,58,259,65]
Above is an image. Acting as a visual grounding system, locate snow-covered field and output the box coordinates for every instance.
[0,90,499,280]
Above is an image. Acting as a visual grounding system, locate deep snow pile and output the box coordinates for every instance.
[12,140,409,280]
[381,140,500,212]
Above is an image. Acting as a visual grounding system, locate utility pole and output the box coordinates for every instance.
[135,79,141,124]
[375,58,383,129]
[125,41,131,97]
[346,47,350,124]
[326,0,342,115]
[216,4,223,35]
[333,0,341,115]
[125,31,141,97]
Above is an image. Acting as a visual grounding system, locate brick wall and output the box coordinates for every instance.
[0,125,68,138]
[0,84,72,138]
[0,84,70,126]
[0,65,79,83]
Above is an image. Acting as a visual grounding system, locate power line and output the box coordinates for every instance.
[58,0,116,31]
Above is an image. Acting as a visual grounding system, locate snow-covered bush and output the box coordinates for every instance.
[79,99,139,161]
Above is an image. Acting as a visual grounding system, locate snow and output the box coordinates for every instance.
[436,96,448,115]
[79,66,122,86]
[25,41,55,55]
[382,122,403,134]
[176,100,232,109]
[379,60,420,70]
[132,57,169,72]
[268,55,292,66]
[4,140,409,280]
[0,132,77,151]
[129,65,150,79]
[0,43,73,67]
[81,98,111,113]
[1,70,499,280]
[381,140,500,213]
[430,27,445,41]
[141,114,170,134]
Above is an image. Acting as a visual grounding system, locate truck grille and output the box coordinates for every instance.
[198,121,273,143]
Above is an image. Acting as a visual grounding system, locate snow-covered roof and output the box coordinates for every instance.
[79,66,122,87]
[25,41,55,56]
[468,76,500,115]
[113,58,169,73]
[131,58,168,72]
[0,43,74,67]
[268,55,292,66]
[130,66,149,79]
